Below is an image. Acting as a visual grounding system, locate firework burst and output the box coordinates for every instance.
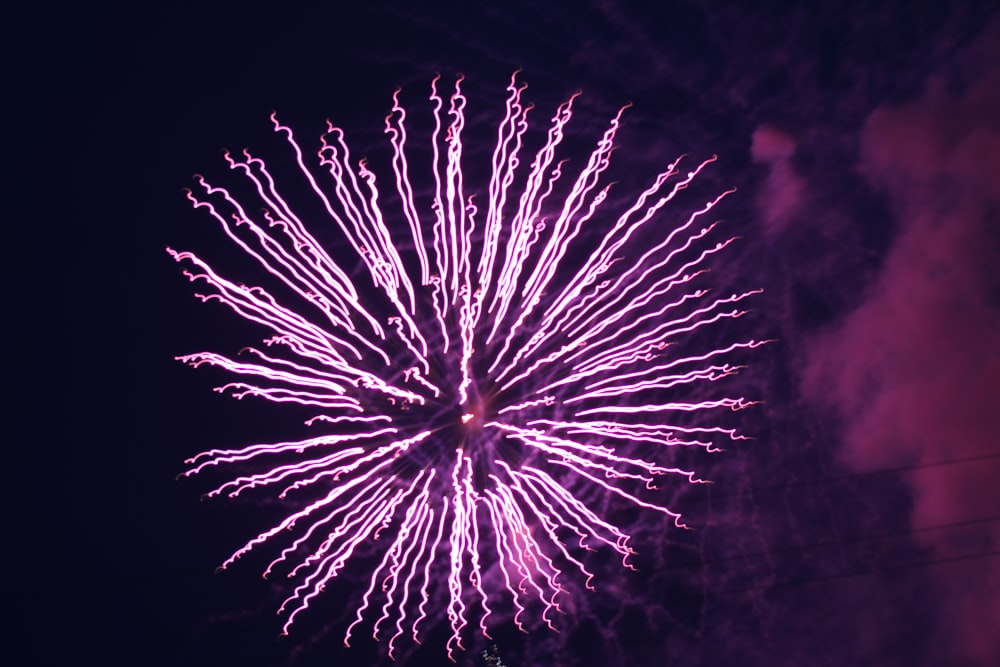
[172,73,764,660]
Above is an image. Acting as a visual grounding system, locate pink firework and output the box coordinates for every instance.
[172,73,764,661]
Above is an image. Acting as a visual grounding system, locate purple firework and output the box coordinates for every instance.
[171,73,763,661]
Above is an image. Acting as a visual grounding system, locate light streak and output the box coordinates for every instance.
[173,73,762,659]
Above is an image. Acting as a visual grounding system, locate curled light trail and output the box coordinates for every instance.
[173,73,763,661]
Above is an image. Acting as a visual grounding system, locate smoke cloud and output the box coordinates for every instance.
[803,20,1000,665]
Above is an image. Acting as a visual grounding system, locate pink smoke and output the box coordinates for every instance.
[804,20,1000,665]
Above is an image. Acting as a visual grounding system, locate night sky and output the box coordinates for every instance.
[15,2,1000,666]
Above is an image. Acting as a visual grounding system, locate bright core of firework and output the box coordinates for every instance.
[172,73,764,661]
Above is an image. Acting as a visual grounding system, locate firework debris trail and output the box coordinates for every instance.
[171,73,766,661]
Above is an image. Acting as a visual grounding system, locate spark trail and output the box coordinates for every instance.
[173,73,764,661]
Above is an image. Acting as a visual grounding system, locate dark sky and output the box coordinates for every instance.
[15,2,1000,666]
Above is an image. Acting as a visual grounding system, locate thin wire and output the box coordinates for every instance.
[709,548,1000,597]
[701,451,1000,500]
[661,515,1000,573]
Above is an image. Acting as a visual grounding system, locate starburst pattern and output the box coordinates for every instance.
[172,73,764,660]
